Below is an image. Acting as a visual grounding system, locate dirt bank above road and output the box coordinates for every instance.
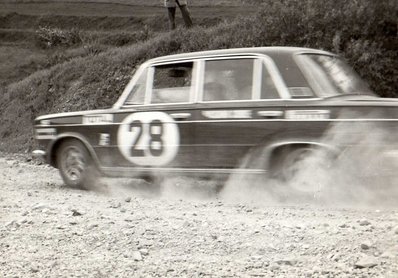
[1,155,398,277]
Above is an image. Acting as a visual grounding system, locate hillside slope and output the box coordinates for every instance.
[1,0,254,6]
[0,2,256,87]
[0,0,397,153]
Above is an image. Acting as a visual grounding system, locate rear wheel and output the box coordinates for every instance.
[271,147,311,181]
[270,146,333,197]
[56,139,99,190]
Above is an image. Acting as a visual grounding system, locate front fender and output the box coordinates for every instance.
[47,132,100,168]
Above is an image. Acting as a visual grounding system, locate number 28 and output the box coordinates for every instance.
[129,120,164,157]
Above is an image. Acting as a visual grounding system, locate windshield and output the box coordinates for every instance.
[297,54,375,98]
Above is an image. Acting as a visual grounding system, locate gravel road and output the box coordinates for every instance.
[1,155,398,277]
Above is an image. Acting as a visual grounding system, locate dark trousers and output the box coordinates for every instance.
[167,5,193,30]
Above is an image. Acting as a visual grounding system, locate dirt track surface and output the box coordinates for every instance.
[1,155,398,277]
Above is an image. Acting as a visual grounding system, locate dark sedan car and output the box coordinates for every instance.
[33,47,398,190]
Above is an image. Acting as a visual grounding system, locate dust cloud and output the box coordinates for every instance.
[99,119,397,208]
[220,120,398,208]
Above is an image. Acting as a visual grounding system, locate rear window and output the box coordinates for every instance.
[297,54,374,97]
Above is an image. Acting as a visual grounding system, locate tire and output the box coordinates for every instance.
[56,139,99,190]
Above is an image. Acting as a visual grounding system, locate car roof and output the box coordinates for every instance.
[148,47,334,63]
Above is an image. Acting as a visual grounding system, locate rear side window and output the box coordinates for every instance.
[203,59,254,101]
[151,62,194,104]
[202,58,281,101]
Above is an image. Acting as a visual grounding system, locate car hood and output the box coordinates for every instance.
[35,109,115,121]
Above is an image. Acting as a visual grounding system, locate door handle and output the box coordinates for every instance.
[170,113,191,119]
[257,111,283,118]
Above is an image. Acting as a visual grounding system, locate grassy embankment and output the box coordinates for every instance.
[0,0,397,153]
[0,1,248,86]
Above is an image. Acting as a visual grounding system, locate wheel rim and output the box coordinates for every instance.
[61,146,86,182]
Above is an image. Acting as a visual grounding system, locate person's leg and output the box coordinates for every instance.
[179,4,193,28]
[167,7,176,30]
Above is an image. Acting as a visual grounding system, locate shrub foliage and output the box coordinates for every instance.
[1,0,397,152]
[35,26,82,48]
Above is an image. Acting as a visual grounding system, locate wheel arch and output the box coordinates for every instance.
[47,133,100,168]
[265,140,339,169]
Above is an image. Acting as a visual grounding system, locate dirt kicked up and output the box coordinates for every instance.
[1,155,398,277]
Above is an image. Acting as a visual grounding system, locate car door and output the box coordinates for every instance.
[96,60,198,171]
[193,56,290,170]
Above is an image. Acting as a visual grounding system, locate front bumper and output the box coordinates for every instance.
[32,150,46,162]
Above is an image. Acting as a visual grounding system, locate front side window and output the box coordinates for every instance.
[203,59,254,101]
[151,62,194,104]
[298,54,374,98]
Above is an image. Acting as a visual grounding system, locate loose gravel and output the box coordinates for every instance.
[1,155,398,277]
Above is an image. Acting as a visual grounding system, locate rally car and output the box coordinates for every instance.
[33,47,398,190]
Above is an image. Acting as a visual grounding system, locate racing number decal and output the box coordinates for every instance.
[118,112,180,166]
[129,120,145,157]
[147,120,164,157]
[129,119,163,157]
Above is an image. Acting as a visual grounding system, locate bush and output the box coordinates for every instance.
[96,27,152,47]
[35,26,82,48]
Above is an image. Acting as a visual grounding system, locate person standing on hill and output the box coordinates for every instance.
[164,0,193,30]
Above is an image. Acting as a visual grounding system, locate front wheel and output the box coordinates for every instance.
[56,139,99,190]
